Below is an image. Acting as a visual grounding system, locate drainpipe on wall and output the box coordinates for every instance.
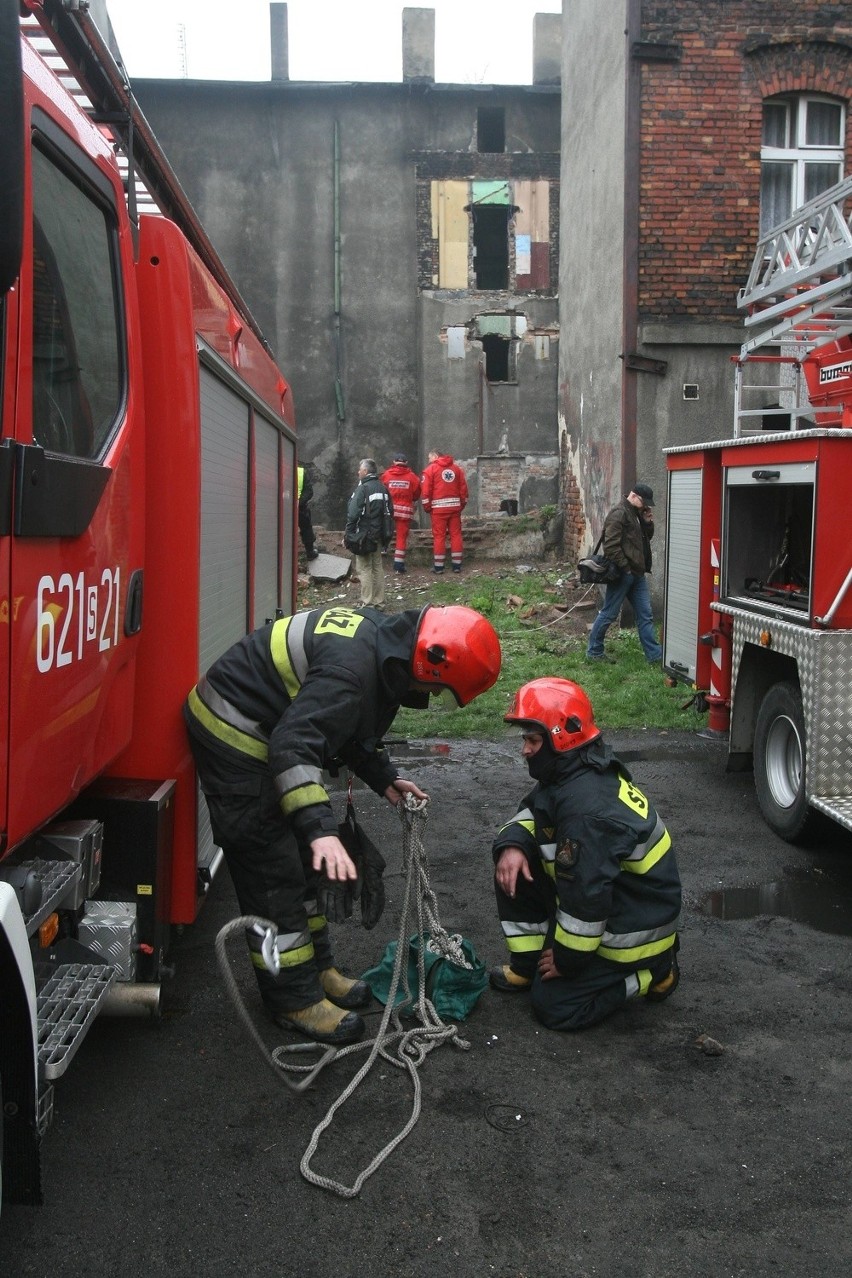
[621,0,641,492]
[333,120,345,422]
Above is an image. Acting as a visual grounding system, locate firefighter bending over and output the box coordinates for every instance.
[490,678,681,1031]
[184,604,501,1046]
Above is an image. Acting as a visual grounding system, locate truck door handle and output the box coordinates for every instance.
[752,470,780,481]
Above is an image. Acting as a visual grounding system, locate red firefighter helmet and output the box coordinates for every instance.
[411,605,501,706]
[504,677,600,751]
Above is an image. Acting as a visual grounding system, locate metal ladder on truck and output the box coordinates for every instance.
[733,173,852,436]
[20,0,274,355]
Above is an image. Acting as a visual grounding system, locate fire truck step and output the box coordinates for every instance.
[19,857,82,937]
[34,962,118,1080]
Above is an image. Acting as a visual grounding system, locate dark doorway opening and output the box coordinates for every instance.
[472,206,509,289]
[482,333,511,382]
[477,107,505,153]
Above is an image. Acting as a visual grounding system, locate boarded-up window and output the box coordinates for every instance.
[513,179,550,290]
[431,180,469,288]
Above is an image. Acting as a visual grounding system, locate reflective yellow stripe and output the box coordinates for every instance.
[543,863,556,880]
[277,940,316,969]
[637,969,653,995]
[308,914,327,932]
[598,933,675,964]
[554,924,600,953]
[622,828,672,875]
[497,817,536,838]
[270,618,301,700]
[506,935,545,954]
[251,939,315,970]
[187,687,268,761]
[280,782,330,815]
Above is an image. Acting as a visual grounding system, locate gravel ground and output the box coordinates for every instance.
[3,729,852,1277]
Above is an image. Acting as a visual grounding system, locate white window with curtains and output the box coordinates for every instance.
[760,95,845,235]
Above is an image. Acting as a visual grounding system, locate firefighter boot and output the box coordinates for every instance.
[320,966,373,1009]
[273,999,366,1045]
[489,964,533,993]
[647,937,680,1003]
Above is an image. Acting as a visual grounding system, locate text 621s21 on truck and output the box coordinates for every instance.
[0,0,297,1206]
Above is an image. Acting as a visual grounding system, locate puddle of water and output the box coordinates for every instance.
[703,880,852,937]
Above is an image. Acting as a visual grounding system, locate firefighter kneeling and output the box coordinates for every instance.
[184,604,501,1046]
[491,678,681,1031]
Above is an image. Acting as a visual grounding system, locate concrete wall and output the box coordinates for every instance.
[135,79,560,527]
[558,1,628,551]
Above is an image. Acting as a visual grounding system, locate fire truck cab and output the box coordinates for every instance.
[663,174,852,844]
[0,0,296,1206]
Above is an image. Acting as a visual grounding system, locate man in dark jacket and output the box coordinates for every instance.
[489,677,681,1031]
[586,483,663,663]
[184,603,501,1044]
[344,458,393,607]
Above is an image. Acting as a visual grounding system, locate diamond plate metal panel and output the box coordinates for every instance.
[721,606,852,804]
[35,963,117,1080]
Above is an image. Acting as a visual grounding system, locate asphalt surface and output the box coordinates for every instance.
[2,729,852,1277]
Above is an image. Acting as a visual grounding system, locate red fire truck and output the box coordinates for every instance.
[663,174,852,844]
[0,0,297,1204]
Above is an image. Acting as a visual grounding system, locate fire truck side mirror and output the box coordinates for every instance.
[0,0,24,295]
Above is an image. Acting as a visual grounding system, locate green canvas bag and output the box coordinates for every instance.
[362,933,488,1022]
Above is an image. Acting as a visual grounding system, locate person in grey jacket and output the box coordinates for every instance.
[344,458,393,607]
[586,483,663,664]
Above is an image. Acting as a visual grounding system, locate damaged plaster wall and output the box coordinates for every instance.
[558,1,627,559]
[135,75,560,528]
[419,299,559,511]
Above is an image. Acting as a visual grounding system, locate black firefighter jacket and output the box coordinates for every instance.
[492,739,681,976]
[185,606,428,845]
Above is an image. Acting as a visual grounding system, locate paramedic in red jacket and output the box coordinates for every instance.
[381,451,421,574]
[421,449,468,573]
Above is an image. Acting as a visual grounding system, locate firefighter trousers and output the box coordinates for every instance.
[494,863,675,1031]
[186,728,335,1012]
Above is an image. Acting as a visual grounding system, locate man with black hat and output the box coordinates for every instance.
[585,483,663,664]
[381,451,422,574]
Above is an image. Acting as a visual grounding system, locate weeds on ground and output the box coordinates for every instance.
[386,566,704,740]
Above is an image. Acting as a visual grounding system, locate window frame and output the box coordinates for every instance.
[760,93,845,234]
[30,110,127,463]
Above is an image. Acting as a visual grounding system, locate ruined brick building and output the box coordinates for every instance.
[133,7,563,526]
[129,2,849,556]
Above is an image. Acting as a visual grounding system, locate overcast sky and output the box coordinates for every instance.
[105,0,562,85]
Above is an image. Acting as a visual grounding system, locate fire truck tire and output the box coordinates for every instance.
[753,681,814,843]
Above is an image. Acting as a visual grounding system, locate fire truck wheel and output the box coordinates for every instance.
[753,680,814,843]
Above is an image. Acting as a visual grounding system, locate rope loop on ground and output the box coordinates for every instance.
[299,794,472,1197]
[216,792,473,1196]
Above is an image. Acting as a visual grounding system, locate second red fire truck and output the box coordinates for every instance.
[663,174,852,845]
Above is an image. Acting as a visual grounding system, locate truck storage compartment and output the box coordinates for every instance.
[722,462,815,618]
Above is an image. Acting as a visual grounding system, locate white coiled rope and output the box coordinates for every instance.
[215,793,472,1196]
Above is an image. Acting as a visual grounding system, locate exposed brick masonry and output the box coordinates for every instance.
[637,1,852,322]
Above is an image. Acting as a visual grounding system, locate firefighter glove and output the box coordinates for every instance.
[337,801,386,930]
[358,838,386,930]
[317,875,355,924]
